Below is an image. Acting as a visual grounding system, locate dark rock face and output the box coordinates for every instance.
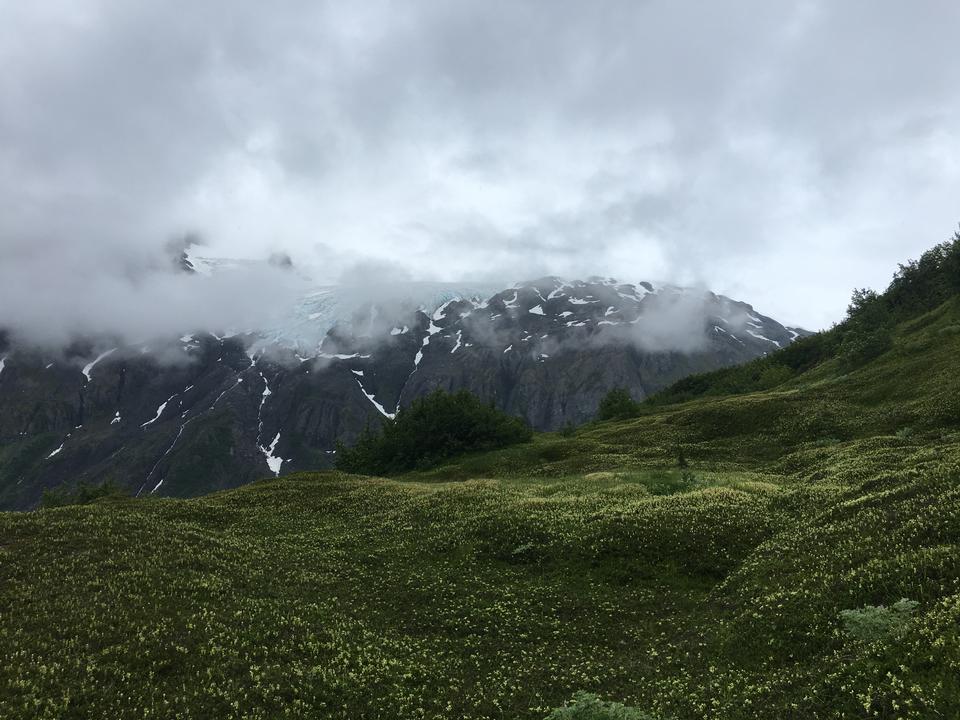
[0,278,804,509]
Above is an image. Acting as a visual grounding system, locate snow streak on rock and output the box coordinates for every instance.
[81,348,116,382]
[355,377,396,419]
[260,433,283,476]
[139,421,193,496]
[414,318,443,369]
[141,393,178,428]
[745,329,781,347]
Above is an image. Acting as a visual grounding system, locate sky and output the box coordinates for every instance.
[1,0,959,339]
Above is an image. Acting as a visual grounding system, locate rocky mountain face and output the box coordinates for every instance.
[0,277,805,509]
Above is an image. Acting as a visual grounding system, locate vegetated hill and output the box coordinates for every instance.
[0,276,800,510]
[1,237,960,719]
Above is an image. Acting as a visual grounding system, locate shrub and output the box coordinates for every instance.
[335,389,532,475]
[756,363,793,389]
[596,388,640,421]
[839,326,893,367]
[546,692,658,719]
[839,598,919,643]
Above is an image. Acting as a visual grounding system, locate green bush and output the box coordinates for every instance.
[596,388,640,421]
[757,363,793,389]
[546,692,658,719]
[335,389,532,475]
[839,598,919,643]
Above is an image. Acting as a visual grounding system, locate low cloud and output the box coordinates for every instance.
[0,240,306,350]
[2,1,959,336]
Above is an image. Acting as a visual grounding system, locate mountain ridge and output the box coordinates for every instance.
[0,276,805,509]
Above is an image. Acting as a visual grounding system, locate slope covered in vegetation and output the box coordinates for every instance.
[2,236,960,719]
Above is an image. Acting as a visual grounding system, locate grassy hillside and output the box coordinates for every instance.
[2,296,960,717]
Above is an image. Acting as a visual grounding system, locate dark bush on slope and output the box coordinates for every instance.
[595,388,642,421]
[335,389,532,474]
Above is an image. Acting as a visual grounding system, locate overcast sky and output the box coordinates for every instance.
[2,0,959,334]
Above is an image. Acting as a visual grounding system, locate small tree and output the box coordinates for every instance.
[336,389,532,475]
[840,288,893,367]
[596,388,640,421]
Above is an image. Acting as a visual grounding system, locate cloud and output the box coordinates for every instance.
[1,0,959,338]
[0,239,305,348]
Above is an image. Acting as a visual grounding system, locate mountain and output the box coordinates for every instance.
[0,274,805,509]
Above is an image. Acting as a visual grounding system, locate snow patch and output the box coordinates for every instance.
[433,299,455,321]
[260,433,283,476]
[413,319,443,369]
[356,378,396,419]
[317,352,371,360]
[81,348,116,382]
[745,329,781,347]
[451,330,463,353]
[210,377,243,410]
[529,305,545,316]
[111,411,121,425]
[142,394,178,428]
[390,326,409,335]
[139,421,194,495]
[46,442,64,459]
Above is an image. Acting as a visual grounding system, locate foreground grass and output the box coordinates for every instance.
[1,471,782,719]
[2,452,959,719]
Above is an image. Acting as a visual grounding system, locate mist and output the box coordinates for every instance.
[0,239,306,350]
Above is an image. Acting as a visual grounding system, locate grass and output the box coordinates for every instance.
[2,299,960,718]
